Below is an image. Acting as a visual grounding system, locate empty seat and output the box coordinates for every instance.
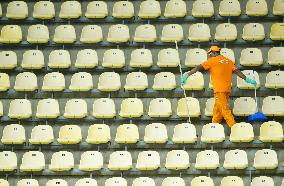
[0,151,17,171]
[20,151,45,172]
[97,72,121,91]
[183,71,204,90]
[48,50,71,68]
[107,24,130,43]
[79,151,103,171]
[144,123,168,143]
[162,177,185,186]
[134,24,157,42]
[219,0,241,16]
[233,97,256,116]
[221,176,244,186]
[75,178,98,186]
[201,123,225,143]
[152,72,176,90]
[165,150,190,170]
[105,177,127,186]
[138,0,161,18]
[230,122,254,142]
[148,98,172,117]
[215,23,237,41]
[36,99,60,118]
[57,125,82,144]
[161,24,183,42]
[246,0,268,16]
[27,24,49,44]
[108,151,132,170]
[195,150,219,169]
[21,50,45,69]
[75,49,98,68]
[259,121,284,142]
[14,72,37,91]
[205,98,214,116]
[0,25,22,43]
[132,177,155,186]
[223,149,248,169]
[86,124,111,144]
[64,99,87,118]
[130,49,153,68]
[242,23,265,41]
[191,176,214,186]
[0,179,9,186]
[262,96,284,116]
[49,151,74,171]
[59,1,82,19]
[93,98,116,118]
[192,0,214,17]
[33,1,55,19]
[53,25,76,43]
[188,23,211,42]
[42,72,65,91]
[268,47,284,66]
[270,23,284,40]
[29,125,54,145]
[8,99,32,119]
[102,49,125,68]
[273,0,284,15]
[112,1,134,18]
[136,151,160,170]
[1,124,25,144]
[85,1,108,18]
[240,48,263,66]
[177,97,201,117]
[80,25,103,44]
[119,98,144,118]
[254,149,278,169]
[172,123,197,143]
[265,70,284,88]
[164,0,186,18]
[237,70,260,89]
[6,1,28,19]
[185,48,207,67]
[115,124,139,144]
[220,48,235,61]
[17,179,39,186]
[157,48,179,67]
[69,72,93,91]
[251,176,274,186]
[124,72,148,90]
[0,73,10,91]
[46,179,67,186]
[0,51,17,69]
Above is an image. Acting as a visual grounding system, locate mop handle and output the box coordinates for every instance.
[253,71,258,112]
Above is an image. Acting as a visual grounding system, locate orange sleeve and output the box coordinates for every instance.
[201,58,212,70]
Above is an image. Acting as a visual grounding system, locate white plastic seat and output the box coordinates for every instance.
[138,0,161,18]
[220,176,244,186]
[215,23,237,41]
[48,50,71,68]
[115,124,139,144]
[17,179,39,186]
[253,149,278,169]
[219,0,241,16]
[195,150,219,169]
[46,179,67,186]
[86,124,111,144]
[157,48,179,67]
[172,123,197,143]
[148,98,172,118]
[237,70,260,89]
[93,98,116,118]
[69,72,93,91]
[112,1,134,18]
[161,24,183,42]
[79,151,103,171]
[134,24,157,42]
[85,1,108,18]
[220,48,235,61]
[97,72,121,91]
[14,72,37,91]
[8,99,32,119]
[223,149,248,169]
[185,48,207,67]
[33,1,55,19]
[130,49,153,68]
[251,176,274,186]
[270,23,284,40]
[0,179,9,186]
[107,24,130,43]
[64,99,87,118]
[36,99,60,118]
[177,97,201,117]
[273,0,284,15]
[108,151,132,170]
[1,124,25,144]
[152,72,176,90]
[102,49,125,68]
[242,23,265,41]
[124,72,148,90]
[27,24,49,44]
[53,25,76,43]
[21,50,45,69]
[230,122,254,142]
[191,176,214,186]
[0,151,17,171]
[75,178,98,186]
[164,0,186,18]
[265,70,284,89]
[20,151,45,172]
[49,151,74,171]
[201,123,225,143]
[105,177,127,186]
[119,98,144,118]
[6,1,28,19]
[42,72,65,91]
[188,23,211,42]
[162,177,185,186]
[57,125,82,144]
[204,98,214,116]
[233,97,256,116]
[144,123,168,143]
[59,1,82,19]
[0,73,10,91]
[262,96,284,116]
[80,25,103,44]
[246,0,268,16]
[259,121,284,142]
[192,0,214,17]
[29,125,54,145]
[0,51,17,69]
[165,150,190,170]
[0,25,22,43]
[183,72,204,90]
[75,49,98,68]
[268,47,284,66]
[136,151,160,170]
[132,177,155,186]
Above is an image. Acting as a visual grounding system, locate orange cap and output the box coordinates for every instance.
[207,45,221,54]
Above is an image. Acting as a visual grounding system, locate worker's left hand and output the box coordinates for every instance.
[245,78,257,87]
[181,73,189,86]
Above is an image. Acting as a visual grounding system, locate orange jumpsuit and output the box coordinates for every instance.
[201,55,236,127]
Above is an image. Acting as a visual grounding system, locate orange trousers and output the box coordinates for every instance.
[212,92,236,128]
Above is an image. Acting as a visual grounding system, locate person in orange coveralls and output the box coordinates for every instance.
[181,46,257,127]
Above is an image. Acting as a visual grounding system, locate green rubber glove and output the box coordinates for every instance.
[245,78,257,87]
[181,73,189,86]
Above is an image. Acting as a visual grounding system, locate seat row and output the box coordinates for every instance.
[1,23,284,44]
[1,122,283,145]
[2,0,283,20]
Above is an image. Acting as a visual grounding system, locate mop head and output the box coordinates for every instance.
[248,112,268,122]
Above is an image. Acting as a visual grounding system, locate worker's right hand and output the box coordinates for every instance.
[181,73,189,86]
[245,78,257,87]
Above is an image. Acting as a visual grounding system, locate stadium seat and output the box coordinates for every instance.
[134,24,157,42]
[0,5,2,17]
[136,151,160,170]
[138,0,161,18]
[221,176,244,186]
[144,123,168,143]
[75,49,98,68]
[183,72,204,90]
[112,1,134,18]
[105,177,127,186]
[0,51,17,69]
[215,23,237,41]
[132,177,155,186]
[161,24,183,42]
[75,178,98,186]
[17,179,39,186]
[259,121,284,142]
[220,48,235,61]
[14,72,37,91]
[46,179,68,186]
[188,23,211,42]
[265,70,284,88]
[130,49,153,68]
[223,149,248,169]
[201,123,225,143]
[191,176,214,186]
[6,1,28,19]
[33,1,55,19]
[246,0,268,16]
[42,72,65,91]
[0,102,3,117]
[230,122,254,142]
[148,98,172,117]
[233,97,256,116]
[0,25,22,43]
[57,125,82,144]
[157,48,179,67]
[124,72,148,90]
[86,124,111,144]
[64,99,87,118]
[97,72,121,91]
[267,47,284,66]
[79,151,103,171]
[85,1,108,18]
[192,0,214,17]
[152,72,176,90]
[36,99,60,118]
[251,176,274,186]
[119,98,144,118]
[29,125,54,145]
[48,50,71,68]
[195,150,219,169]
[164,0,186,18]
[270,23,284,40]
[219,0,241,16]
[282,179,284,186]
[253,149,278,169]
[21,50,45,69]
[53,25,76,43]
[0,73,10,91]
[273,0,284,15]
[240,48,263,66]
[237,70,260,89]
[184,48,207,67]
[20,151,45,172]
[115,124,139,144]
[177,97,201,117]
[49,151,74,171]
[92,98,116,118]
[102,49,125,68]
[262,96,284,116]
[108,151,132,170]
[69,72,93,91]
[1,124,25,144]
[107,24,130,43]
[242,23,265,41]
[27,24,49,44]
[172,123,197,143]
[165,150,190,170]
[0,151,17,171]
[8,99,32,119]
[0,179,8,186]
[59,1,82,19]
[162,177,185,186]
[205,98,214,116]
[80,25,103,44]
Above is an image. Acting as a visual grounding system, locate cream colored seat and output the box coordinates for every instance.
[80,25,103,44]
[105,177,127,186]
[64,99,87,118]
[185,48,207,67]
[259,121,284,142]
[17,179,39,186]
[79,151,103,171]
[157,48,179,67]
[220,48,235,61]
[92,98,116,118]
[195,150,219,169]
[124,72,148,90]
[152,72,176,90]
[57,125,82,144]
[20,151,45,172]
[29,125,54,145]
[191,176,214,186]
[69,72,93,91]
[33,1,55,19]
[246,0,268,16]
[183,72,204,90]
[75,178,98,186]
[107,24,130,43]
[253,149,278,169]
[86,124,111,144]
[242,23,265,41]
[265,70,284,89]
[270,23,284,40]
[136,151,160,170]
[53,25,76,43]
[0,151,17,171]
[223,149,248,169]
[282,179,284,186]
[144,123,168,143]
[164,0,186,18]
[172,123,197,143]
[130,49,153,68]
[240,48,263,66]
[132,177,155,186]
[48,50,71,68]
[177,97,201,117]
[0,179,9,186]
[268,47,284,66]
[6,1,28,19]
[102,49,125,68]
[251,176,274,186]
[219,0,241,16]
[1,124,25,144]
[230,122,254,142]
[215,23,237,41]
[148,98,172,118]
[98,72,121,91]
[204,98,214,116]
[237,70,260,89]
[273,0,284,15]
[162,177,185,186]
[8,99,32,119]
[42,72,65,91]
[27,24,49,44]
[119,98,144,118]
[165,150,190,170]
[201,123,225,143]
[262,96,284,116]
[233,97,256,116]
[21,50,45,69]
[0,51,17,69]
[108,151,132,170]
[85,1,108,18]
[161,24,183,42]
[36,99,60,118]
[112,1,134,18]
[46,179,67,186]
[49,151,74,171]
[75,49,98,68]
[14,72,37,91]
[0,25,22,43]
[188,23,211,42]
[138,0,161,18]
[220,176,244,186]
[115,124,139,144]
[59,1,82,19]
[192,0,214,17]
[134,24,157,42]
[0,73,10,91]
